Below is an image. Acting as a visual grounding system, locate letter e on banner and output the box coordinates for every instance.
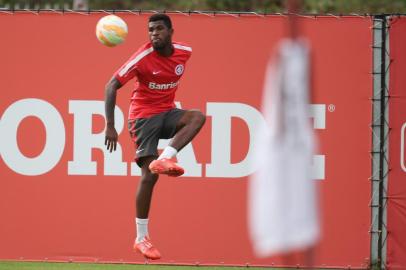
[401,122,406,172]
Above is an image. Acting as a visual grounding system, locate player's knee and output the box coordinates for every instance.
[190,110,206,128]
[140,172,158,186]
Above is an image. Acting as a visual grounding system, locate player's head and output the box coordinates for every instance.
[148,14,173,50]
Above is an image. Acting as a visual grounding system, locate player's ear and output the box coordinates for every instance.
[169,28,174,36]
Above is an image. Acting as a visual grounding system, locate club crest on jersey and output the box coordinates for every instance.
[175,64,184,75]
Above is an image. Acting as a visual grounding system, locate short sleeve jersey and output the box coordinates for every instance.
[114,41,192,119]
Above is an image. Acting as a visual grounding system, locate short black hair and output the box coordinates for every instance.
[149,13,172,29]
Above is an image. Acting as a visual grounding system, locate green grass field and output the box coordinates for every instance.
[0,262,296,270]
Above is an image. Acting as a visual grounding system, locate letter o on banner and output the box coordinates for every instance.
[0,98,65,175]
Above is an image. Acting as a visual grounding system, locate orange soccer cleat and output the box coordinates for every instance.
[133,236,161,260]
[148,158,184,177]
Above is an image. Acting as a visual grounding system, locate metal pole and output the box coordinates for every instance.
[371,14,390,270]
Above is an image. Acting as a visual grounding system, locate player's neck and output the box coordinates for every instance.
[155,44,174,57]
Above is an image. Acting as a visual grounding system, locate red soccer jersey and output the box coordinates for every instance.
[114,41,192,119]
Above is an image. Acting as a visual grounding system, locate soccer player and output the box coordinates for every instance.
[104,14,206,260]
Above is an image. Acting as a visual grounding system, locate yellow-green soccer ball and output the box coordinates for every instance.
[96,15,128,47]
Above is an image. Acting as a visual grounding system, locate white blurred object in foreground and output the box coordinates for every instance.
[249,39,319,257]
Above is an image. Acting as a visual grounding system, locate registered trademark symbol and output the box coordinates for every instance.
[328,104,335,112]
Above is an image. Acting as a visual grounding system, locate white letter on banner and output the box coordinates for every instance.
[401,122,406,173]
[309,104,326,180]
[206,102,265,178]
[0,98,65,175]
[68,100,127,175]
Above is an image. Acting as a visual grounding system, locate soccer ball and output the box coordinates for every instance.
[96,15,128,47]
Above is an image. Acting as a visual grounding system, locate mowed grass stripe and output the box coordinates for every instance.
[0,262,280,270]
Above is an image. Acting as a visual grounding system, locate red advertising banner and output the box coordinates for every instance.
[0,13,372,268]
[387,16,406,270]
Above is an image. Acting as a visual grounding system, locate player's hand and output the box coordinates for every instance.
[105,124,118,152]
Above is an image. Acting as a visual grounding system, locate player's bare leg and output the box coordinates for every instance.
[170,110,206,151]
[149,110,206,176]
[137,157,159,219]
[134,156,161,260]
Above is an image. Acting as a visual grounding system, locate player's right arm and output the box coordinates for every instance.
[104,77,122,152]
[104,44,147,152]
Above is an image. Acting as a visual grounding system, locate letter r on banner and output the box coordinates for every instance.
[68,100,127,175]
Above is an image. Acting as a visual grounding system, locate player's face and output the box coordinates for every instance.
[148,21,173,50]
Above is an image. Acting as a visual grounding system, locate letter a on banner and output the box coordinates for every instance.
[248,38,320,257]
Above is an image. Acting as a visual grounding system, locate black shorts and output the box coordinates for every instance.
[128,108,186,166]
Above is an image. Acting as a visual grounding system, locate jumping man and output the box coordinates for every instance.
[104,14,206,260]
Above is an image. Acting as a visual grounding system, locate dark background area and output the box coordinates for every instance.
[1,0,406,14]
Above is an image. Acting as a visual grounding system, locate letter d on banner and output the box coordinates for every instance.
[206,102,265,178]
